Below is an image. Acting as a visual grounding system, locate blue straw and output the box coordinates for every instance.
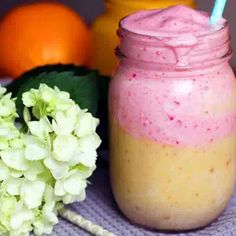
[210,0,227,25]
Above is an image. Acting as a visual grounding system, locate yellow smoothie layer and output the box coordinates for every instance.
[110,121,236,230]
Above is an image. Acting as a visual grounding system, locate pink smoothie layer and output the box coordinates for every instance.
[110,6,236,147]
[110,67,236,146]
[121,5,225,37]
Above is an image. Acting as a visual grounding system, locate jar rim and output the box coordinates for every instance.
[116,47,232,73]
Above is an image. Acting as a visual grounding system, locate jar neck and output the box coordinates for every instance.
[117,23,231,71]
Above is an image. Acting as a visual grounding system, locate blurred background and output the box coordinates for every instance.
[0,0,235,66]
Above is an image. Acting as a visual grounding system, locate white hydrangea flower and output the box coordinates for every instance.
[10,169,23,178]
[33,203,58,236]
[54,170,87,204]
[20,180,46,209]
[5,178,22,195]
[33,186,59,236]
[10,137,24,149]
[44,155,69,180]
[9,202,34,235]
[22,88,38,107]
[0,137,9,151]
[0,84,101,236]
[53,88,74,111]
[77,134,101,167]
[0,192,18,233]
[0,183,35,236]
[23,162,45,181]
[52,107,78,135]
[0,160,10,181]
[22,84,75,118]
[40,84,57,103]
[1,148,30,171]
[24,135,50,161]
[27,117,52,140]
[0,86,18,124]
[75,112,100,138]
[53,134,79,162]
[0,93,17,119]
[0,124,20,141]
[0,86,7,97]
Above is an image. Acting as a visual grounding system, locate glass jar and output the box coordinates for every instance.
[92,0,195,76]
[109,9,236,231]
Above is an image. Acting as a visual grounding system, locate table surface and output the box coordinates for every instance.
[51,157,236,236]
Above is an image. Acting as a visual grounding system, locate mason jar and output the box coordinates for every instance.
[109,7,236,230]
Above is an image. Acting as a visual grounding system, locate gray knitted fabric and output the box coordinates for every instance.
[52,160,236,236]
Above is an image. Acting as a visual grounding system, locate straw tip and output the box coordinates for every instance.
[210,17,219,26]
[210,0,227,25]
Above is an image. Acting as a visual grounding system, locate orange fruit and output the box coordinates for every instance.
[0,2,92,78]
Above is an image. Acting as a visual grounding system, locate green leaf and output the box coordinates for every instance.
[7,64,99,119]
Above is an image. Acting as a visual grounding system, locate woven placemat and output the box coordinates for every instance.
[52,158,236,236]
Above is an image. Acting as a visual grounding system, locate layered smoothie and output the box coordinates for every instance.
[109,6,236,230]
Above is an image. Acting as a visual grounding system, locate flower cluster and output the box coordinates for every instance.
[0,84,101,236]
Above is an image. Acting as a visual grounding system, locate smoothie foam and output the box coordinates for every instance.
[121,5,224,37]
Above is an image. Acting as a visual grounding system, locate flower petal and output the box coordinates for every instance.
[6,178,22,196]
[0,160,10,180]
[44,156,69,179]
[52,109,77,135]
[10,205,34,230]
[22,90,37,107]
[63,174,87,196]
[24,162,45,181]
[75,112,99,137]
[25,137,49,161]
[20,180,45,209]
[28,117,52,139]
[1,148,30,171]
[53,135,78,162]
[54,180,66,196]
